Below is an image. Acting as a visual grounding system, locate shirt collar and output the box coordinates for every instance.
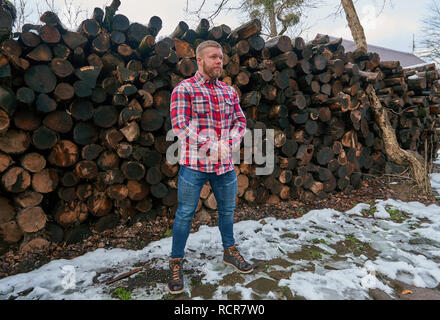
[194,71,218,86]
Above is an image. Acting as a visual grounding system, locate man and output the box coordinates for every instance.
[168,40,253,294]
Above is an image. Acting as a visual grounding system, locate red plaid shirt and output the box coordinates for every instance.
[170,71,246,175]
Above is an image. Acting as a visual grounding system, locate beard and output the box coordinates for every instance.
[202,61,222,80]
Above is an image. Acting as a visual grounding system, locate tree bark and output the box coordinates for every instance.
[340,0,367,54]
[268,8,277,38]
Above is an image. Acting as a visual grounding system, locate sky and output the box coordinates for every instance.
[21,0,434,54]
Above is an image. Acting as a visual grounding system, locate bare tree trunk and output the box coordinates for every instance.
[268,8,278,37]
[341,0,432,196]
[366,85,432,194]
[341,0,368,54]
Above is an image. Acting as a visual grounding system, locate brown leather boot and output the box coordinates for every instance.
[223,245,253,273]
[168,258,184,294]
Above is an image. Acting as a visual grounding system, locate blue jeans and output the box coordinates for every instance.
[171,165,238,258]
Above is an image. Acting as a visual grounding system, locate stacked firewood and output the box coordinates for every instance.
[393,63,439,161]
[352,57,440,173]
[0,8,438,251]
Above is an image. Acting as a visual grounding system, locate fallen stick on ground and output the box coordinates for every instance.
[105,265,146,285]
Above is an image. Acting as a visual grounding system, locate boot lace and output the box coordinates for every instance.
[230,247,245,264]
[171,262,181,282]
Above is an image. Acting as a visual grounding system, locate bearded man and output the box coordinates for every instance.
[168,40,253,294]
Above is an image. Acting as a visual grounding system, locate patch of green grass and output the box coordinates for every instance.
[409,223,420,230]
[361,206,377,217]
[312,238,328,245]
[385,207,408,223]
[345,234,364,249]
[307,250,322,259]
[325,234,333,239]
[263,264,273,273]
[345,234,358,244]
[279,286,293,299]
[344,234,371,254]
[279,285,290,292]
[190,277,203,287]
[112,287,131,300]
[297,207,305,215]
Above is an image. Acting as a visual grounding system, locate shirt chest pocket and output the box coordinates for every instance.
[191,96,210,114]
[222,97,234,117]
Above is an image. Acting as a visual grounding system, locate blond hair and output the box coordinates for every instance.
[196,40,222,58]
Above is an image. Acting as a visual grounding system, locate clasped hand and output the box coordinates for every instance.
[208,140,230,162]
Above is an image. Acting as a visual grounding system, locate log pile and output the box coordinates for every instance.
[0,8,438,251]
[353,57,440,173]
